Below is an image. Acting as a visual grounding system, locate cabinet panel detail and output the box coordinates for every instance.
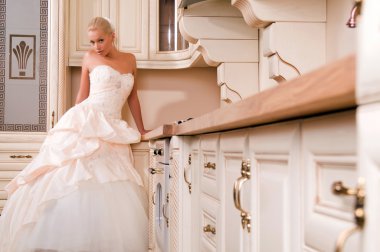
[200,194,219,251]
[257,157,290,252]
[302,111,359,252]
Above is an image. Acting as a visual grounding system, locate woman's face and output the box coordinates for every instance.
[88,28,114,56]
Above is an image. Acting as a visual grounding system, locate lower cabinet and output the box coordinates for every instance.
[301,111,359,252]
[0,134,45,214]
[161,109,364,252]
[249,122,301,252]
[220,130,251,252]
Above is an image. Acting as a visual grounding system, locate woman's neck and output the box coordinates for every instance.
[105,46,118,58]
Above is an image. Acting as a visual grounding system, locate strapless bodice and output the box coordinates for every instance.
[84,65,134,119]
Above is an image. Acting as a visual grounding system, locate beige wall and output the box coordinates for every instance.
[70,67,219,130]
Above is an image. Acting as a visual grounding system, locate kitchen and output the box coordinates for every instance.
[0,0,379,251]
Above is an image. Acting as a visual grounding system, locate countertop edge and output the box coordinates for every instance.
[143,54,356,140]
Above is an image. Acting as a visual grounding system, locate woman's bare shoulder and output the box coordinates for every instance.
[119,52,136,62]
[82,50,97,68]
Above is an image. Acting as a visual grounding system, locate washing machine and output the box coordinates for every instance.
[149,139,170,252]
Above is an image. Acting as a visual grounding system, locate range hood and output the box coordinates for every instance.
[179,0,207,8]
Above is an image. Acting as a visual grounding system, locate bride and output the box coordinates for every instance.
[0,17,149,252]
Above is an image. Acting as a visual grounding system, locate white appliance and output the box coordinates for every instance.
[149,139,170,252]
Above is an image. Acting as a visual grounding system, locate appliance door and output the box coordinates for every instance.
[152,139,170,252]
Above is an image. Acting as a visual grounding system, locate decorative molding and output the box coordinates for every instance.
[231,0,326,28]
[232,0,271,28]
[0,0,6,127]
[39,0,48,131]
[0,0,48,132]
[9,35,36,79]
[57,0,67,120]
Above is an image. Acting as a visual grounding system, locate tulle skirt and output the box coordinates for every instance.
[0,102,148,252]
[1,180,148,252]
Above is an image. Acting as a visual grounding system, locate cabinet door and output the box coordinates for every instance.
[302,111,360,252]
[113,0,148,60]
[358,104,380,252]
[189,136,200,252]
[199,133,220,251]
[249,122,301,252]
[68,0,110,66]
[220,129,251,252]
[148,0,191,61]
[168,136,194,252]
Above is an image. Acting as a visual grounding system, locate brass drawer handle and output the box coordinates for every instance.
[203,224,216,235]
[184,154,192,194]
[51,111,55,128]
[10,155,33,159]
[152,191,156,205]
[148,167,163,175]
[163,203,169,227]
[204,162,216,170]
[332,178,365,252]
[233,159,251,233]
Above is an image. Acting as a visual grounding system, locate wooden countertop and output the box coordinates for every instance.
[142,54,355,140]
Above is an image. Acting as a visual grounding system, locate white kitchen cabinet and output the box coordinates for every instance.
[168,136,194,252]
[248,122,301,252]
[0,134,45,214]
[217,63,259,106]
[219,129,252,252]
[301,111,360,252]
[0,0,61,214]
[68,0,195,68]
[170,109,370,252]
[197,133,221,252]
[189,136,200,252]
[148,0,192,62]
[356,1,380,251]
[68,0,149,66]
[357,103,380,252]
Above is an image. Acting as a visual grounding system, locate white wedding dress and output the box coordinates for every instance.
[0,65,148,252]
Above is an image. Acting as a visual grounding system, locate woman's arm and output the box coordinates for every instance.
[127,54,149,135]
[128,86,149,135]
[75,54,91,105]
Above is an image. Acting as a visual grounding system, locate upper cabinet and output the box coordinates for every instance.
[148,0,191,61]
[68,0,197,68]
[232,0,358,91]
[68,0,148,66]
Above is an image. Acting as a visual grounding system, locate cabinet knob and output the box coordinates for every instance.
[148,167,163,174]
[203,224,216,235]
[153,148,163,156]
[204,162,216,170]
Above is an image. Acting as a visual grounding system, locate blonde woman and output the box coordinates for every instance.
[0,17,149,251]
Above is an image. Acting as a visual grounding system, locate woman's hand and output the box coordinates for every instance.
[140,129,151,136]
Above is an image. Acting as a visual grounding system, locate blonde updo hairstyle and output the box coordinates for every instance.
[87,17,115,34]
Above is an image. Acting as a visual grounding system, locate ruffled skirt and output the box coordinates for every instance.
[0,103,148,252]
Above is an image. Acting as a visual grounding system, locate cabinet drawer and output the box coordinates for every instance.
[0,162,30,171]
[200,134,220,200]
[0,151,37,163]
[201,151,219,199]
[200,194,220,252]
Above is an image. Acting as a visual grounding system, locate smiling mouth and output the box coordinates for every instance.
[96,50,103,54]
